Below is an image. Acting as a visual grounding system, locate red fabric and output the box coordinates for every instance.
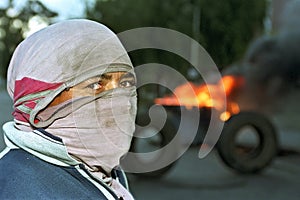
[13,77,62,123]
[14,77,62,103]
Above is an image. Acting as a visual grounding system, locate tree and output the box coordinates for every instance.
[0,0,57,78]
[199,0,267,68]
[86,0,266,70]
[86,0,193,73]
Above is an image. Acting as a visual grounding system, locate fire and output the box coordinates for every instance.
[155,75,244,121]
[220,111,231,122]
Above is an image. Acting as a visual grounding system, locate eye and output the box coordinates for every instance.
[86,81,103,90]
[120,80,135,88]
[119,73,136,88]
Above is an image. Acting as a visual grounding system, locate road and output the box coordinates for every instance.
[127,146,300,200]
[1,88,300,200]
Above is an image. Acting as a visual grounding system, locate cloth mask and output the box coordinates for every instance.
[38,88,137,174]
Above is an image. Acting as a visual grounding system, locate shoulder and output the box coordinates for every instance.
[0,149,116,199]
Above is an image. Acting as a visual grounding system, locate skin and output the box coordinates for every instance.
[49,71,135,107]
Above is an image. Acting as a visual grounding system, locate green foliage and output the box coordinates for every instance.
[199,0,267,68]
[86,0,266,70]
[0,0,57,78]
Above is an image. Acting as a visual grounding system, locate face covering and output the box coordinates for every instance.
[7,19,134,128]
[38,87,137,174]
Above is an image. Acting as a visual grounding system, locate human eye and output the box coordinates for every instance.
[86,80,103,91]
[120,81,134,88]
[119,73,136,88]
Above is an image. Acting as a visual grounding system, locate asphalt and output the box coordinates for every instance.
[0,88,300,200]
[127,146,300,200]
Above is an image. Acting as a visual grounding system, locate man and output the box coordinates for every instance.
[0,19,137,199]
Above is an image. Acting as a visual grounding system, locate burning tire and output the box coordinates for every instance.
[217,111,278,174]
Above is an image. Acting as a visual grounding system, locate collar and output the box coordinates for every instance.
[2,121,80,167]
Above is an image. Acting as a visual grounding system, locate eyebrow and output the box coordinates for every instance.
[121,72,134,79]
[100,74,112,80]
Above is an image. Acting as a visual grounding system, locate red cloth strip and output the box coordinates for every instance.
[14,77,62,103]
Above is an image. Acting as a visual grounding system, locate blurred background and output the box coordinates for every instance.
[0,0,300,199]
[0,0,273,83]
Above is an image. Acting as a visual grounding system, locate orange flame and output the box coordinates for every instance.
[155,75,244,121]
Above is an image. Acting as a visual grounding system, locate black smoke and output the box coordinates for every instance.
[241,0,300,110]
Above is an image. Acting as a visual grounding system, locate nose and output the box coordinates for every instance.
[104,79,119,90]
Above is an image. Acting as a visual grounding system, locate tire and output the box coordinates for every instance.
[217,111,278,174]
[126,110,180,178]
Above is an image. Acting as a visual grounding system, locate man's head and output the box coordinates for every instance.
[7,19,136,128]
[7,19,137,174]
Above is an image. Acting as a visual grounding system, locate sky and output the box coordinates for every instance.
[39,0,88,20]
[0,0,90,20]
[0,0,95,37]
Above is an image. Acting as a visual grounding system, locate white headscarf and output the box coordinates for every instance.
[6,19,137,175]
[7,19,134,128]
